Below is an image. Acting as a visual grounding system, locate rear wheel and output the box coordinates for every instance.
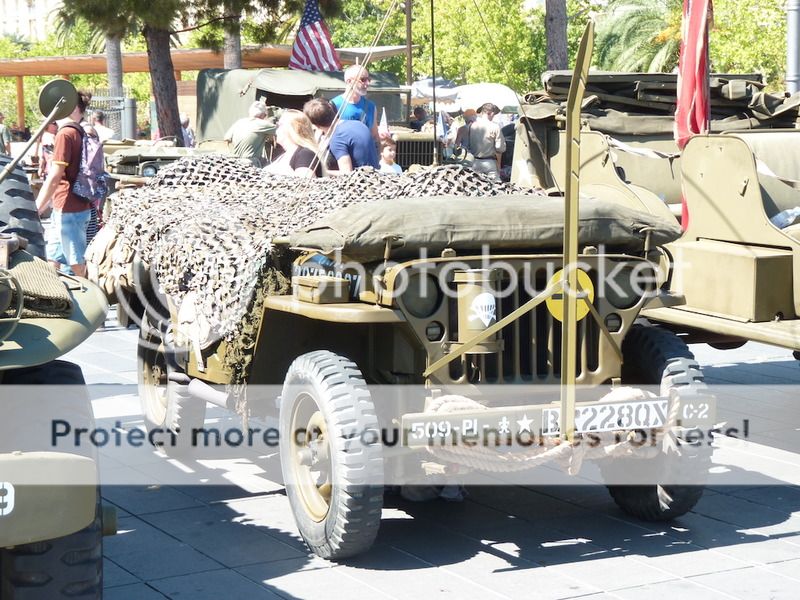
[137,317,205,455]
[0,361,103,599]
[603,325,709,521]
[280,351,384,559]
[0,498,103,600]
[0,155,46,259]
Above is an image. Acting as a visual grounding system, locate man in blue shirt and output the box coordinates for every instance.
[304,98,379,172]
[331,65,378,143]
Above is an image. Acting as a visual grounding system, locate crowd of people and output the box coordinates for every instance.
[4,64,511,278]
[222,64,509,181]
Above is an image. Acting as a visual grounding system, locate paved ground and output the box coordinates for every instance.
[62,308,800,600]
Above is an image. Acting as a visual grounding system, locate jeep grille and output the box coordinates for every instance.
[447,267,602,385]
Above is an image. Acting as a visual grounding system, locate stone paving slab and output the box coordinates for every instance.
[142,504,306,567]
[104,516,222,581]
[104,583,168,600]
[689,566,800,600]
[149,569,287,600]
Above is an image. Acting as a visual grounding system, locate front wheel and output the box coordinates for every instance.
[280,351,384,560]
[602,325,709,521]
[137,317,205,456]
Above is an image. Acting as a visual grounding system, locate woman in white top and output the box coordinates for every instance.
[264,110,322,178]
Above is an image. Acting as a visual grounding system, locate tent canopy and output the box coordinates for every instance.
[410,80,521,113]
[410,77,458,105]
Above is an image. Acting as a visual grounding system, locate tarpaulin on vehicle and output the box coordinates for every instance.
[522,72,800,136]
[290,194,682,261]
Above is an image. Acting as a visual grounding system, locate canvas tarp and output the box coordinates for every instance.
[289,194,682,261]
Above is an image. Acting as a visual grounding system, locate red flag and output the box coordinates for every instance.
[288,0,342,71]
[674,0,713,150]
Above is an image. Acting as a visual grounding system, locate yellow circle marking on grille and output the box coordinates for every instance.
[545,268,594,322]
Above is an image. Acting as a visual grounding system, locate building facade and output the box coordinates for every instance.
[0,0,60,43]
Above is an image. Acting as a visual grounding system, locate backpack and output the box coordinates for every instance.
[62,122,108,203]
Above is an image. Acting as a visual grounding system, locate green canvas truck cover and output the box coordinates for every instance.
[290,194,683,261]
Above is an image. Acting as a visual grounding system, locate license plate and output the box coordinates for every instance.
[543,399,668,435]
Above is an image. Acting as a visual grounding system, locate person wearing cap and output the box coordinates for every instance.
[462,102,506,180]
[0,112,11,155]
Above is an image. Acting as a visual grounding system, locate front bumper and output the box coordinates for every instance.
[401,388,716,449]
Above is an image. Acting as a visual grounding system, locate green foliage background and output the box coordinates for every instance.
[0,0,793,129]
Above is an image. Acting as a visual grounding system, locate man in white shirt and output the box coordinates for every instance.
[90,110,116,142]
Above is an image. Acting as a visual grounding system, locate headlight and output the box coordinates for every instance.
[605,264,655,309]
[141,163,158,177]
[402,273,442,318]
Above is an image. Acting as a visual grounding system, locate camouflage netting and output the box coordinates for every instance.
[90,154,539,389]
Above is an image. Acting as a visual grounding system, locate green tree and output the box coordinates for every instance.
[595,0,682,72]
[189,0,341,63]
[710,0,786,89]
[57,0,187,143]
[327,0,547,92]
[594,0,788,89]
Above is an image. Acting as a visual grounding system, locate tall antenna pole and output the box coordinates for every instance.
[405,0,413,86]
[788,0,800,93]
[429,0,438,166]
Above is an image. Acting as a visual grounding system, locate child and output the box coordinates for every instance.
[379,137,403,174]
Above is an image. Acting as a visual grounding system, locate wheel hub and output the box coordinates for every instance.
[290,395,332,522]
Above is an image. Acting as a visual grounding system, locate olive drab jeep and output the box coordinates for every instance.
[132,26,716,561]
[0,81,111,599]
[510,70,800,356]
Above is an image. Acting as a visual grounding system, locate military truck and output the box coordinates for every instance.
[0,83,110,598]
[132,31,716,560]
[511,71,800,355]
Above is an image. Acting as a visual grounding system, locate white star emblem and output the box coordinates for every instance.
[517,414,533,433]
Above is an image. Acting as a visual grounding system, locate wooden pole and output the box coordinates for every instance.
[16,77,25,131]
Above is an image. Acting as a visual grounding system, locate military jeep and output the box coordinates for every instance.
[106,142,214,187]
[135,191,715,559]
[0,157,109,596]
[511,71,800,355]
[128,31,718,560]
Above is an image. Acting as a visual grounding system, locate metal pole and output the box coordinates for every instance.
[122,98,138,140]
[788,0,800,93]
[559,21,594,444]
[405,0,413,86]
[429,0,438,166]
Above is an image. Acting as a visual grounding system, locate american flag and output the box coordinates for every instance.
[288,0,342,71]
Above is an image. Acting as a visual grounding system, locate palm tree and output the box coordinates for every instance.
[55,7,133,97]
[595,0,683,72]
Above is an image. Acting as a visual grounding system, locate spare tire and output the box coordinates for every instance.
[0,155,46,259]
